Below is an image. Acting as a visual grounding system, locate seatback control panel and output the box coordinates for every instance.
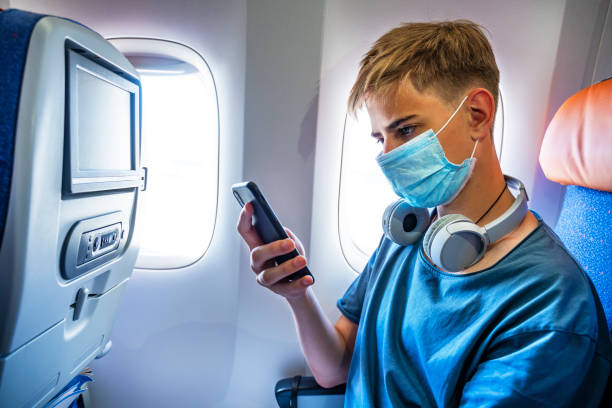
[62,211,129,280]
[77,223,122,265]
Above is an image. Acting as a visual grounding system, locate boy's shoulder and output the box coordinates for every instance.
[489,217,602,340]
[513,217,591,289]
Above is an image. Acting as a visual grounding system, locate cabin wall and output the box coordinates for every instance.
[593,2,612,83]
[226,0,324,406]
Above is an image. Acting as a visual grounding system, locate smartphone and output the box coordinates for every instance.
[232,181,314,283]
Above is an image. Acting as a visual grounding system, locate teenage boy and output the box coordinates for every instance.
[237,20,611,407]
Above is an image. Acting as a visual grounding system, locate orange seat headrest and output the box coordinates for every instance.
[539,78,612,192]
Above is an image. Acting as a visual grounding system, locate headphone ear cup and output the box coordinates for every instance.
[423,214,467,258]
[382,199,404,239]
[424,214,487,272]
[382,200,430,246]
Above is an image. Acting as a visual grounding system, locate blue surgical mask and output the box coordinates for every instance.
[376,95,478,208]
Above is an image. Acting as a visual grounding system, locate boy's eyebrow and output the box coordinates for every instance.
[371,115,419,137]
[386,115,417,131]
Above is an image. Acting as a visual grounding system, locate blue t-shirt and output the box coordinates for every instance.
[337,212,612,407]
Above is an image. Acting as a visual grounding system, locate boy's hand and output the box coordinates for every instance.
[237,202,313,299]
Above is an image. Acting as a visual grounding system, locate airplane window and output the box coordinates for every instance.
[339,92,504,272]
[338,109,397,272]
[109,38,219,269]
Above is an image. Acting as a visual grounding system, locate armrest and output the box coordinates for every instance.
[275,376,345,408]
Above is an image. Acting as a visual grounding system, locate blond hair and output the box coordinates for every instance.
[348,20,499,113]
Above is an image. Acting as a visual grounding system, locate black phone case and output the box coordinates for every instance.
[232,181,314,283]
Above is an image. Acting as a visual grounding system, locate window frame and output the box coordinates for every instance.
[108,37,220,270]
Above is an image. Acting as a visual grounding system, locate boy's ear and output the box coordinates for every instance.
[466,88,495,141]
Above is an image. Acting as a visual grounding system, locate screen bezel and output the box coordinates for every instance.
[65,46,141,194]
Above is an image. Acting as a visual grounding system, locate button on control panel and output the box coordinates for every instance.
[77,222,122,266]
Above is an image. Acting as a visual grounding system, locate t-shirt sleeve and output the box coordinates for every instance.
[336,244,379,324]
[459,330,598,407]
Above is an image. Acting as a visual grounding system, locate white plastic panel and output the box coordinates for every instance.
[224,1,325,406]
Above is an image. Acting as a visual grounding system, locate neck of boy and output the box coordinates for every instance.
[436,139,514,227]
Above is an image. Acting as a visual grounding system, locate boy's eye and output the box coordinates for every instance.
[398,125,416,137]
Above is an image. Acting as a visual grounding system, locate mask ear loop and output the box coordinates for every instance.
[435,95,468,136]
[470,138,479,159]
[434,95,479,160]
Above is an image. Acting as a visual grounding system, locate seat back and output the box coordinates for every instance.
[0,9,142,407]
[539,77,612,334]
[540,77,612,406]
[555,185,612,333]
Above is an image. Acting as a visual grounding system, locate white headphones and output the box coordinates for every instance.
[382,175,528,272]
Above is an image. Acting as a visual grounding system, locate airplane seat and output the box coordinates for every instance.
[539,77,612,406]
[0,9,142,407]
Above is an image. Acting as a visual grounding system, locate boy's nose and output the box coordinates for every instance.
[383,137,403,155]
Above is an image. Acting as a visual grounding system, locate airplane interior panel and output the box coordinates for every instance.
[0,0,610,407]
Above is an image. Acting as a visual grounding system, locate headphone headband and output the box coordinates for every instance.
[382,174,529,272]
[484,175,528,243]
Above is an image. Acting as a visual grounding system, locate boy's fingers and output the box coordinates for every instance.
[251,239,295,272]
[284,227,304,256]
[257,255,306,286]
[300,275,314,286]
[237,202,263,249]
[268,276,313,298]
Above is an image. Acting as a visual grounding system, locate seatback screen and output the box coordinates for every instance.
[77,68,132,171]
[65,46,141,194]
